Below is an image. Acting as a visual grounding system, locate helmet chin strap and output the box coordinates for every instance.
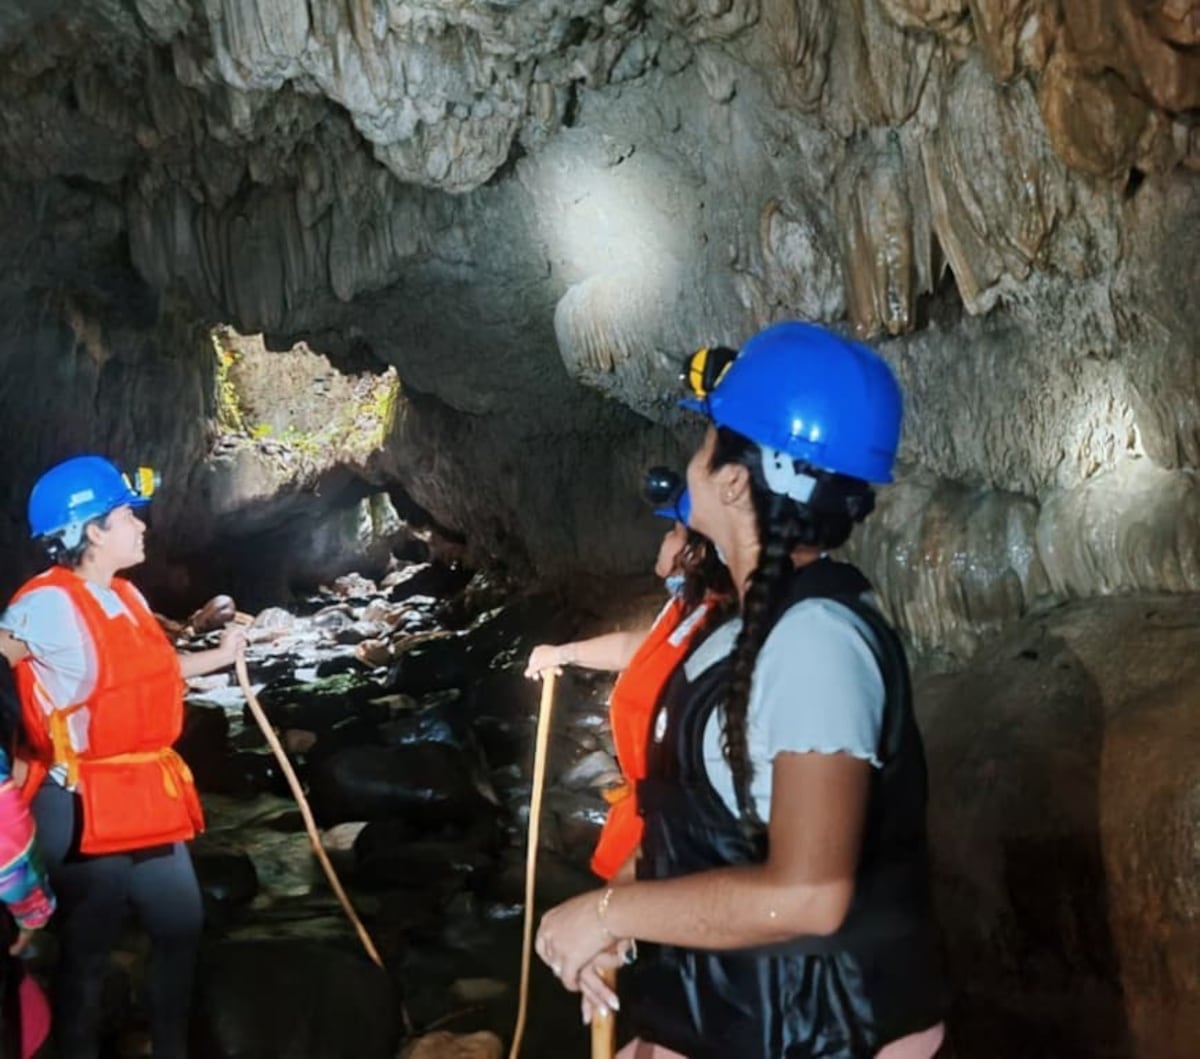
[759,445,817,504]
[47,522,86,551]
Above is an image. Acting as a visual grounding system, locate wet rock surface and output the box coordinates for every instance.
[169,566,620,1057]
[0,9,1196,1052]
[918,591,1200,1058]
[9,556,1200,1058]
[173,569,1200,1059]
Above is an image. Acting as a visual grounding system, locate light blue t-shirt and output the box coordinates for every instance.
[678,596,886,821]
[0,580,145,782]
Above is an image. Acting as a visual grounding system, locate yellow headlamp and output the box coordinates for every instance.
[124,466,161,500]
[682,345,738,399]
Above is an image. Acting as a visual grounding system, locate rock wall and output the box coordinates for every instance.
[0,1,1197,651]
[919,591,1200,1057]
[3,6,1200,1053]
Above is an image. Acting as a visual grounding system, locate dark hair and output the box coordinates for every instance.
[41,512,110,569]
[710,426,873,824]
[677,530,735,614]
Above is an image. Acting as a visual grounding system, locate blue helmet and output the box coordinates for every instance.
[28,455,152,547]
[654,489,691,526]
[681,322,902,484]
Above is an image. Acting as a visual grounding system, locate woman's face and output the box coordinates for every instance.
[89,504,147,569]
[654,521,688,580]
[685,427,723,540]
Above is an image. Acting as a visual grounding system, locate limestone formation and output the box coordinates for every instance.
[919,592,1200,1057]
[0,0,1197,657]
[4,7,1199,1055]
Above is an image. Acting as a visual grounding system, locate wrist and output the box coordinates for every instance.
[558,644,574,667]
[596,886,617,942]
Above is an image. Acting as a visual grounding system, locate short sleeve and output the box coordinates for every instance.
[0,586,97,708]
[1,587,84,658]
[701,597,887,820]
[751,598,886,768]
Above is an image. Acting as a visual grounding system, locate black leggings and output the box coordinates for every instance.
[32,782,203,1059]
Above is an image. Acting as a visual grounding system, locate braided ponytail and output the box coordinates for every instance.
[707,424,875,824]
[711,429,806,826]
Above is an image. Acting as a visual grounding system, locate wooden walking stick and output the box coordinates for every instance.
[235,648,416,1032]
[508,670,558,1059]
[233,652,385,971]
[590,966,617,1059]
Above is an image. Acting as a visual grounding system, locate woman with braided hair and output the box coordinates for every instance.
[535,322,949,1058]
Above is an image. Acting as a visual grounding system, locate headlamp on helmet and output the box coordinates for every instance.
[642,466,690,524]
[124,466,161,502]
[679,322,902,485]
[681,345,738,403]
[28,455,159,551]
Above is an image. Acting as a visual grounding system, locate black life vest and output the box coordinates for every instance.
[625,558,948,1058]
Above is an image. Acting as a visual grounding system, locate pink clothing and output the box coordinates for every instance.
[0,748,55,1056]
[18,973,51,1059]
[0,764,54,931]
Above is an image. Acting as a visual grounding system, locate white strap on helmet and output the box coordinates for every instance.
[759,445,817,504]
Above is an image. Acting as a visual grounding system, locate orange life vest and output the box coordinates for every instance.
[590,595,718,880]
[11,566,203,855]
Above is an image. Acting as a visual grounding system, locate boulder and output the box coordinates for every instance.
[353,820,496,892]
[252,671,387,732]
[191,940,401,1058]
[307,743,495,827]
[919,593,1200,1058]
[191,850,259,926]
[400,1031,502,1059]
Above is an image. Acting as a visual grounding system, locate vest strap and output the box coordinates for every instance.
[87,747,193,800]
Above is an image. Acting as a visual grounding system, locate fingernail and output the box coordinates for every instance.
[610,996,620,1011]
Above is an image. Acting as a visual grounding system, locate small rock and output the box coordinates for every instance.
[330,572,377,599]
[311,606,354,632]
[356,639,394,667]
[252,607,295,631]
[589,769,625,790]
[559,749,618,789]
[448,977,508,1004]
[188,595,237,634]
[360,598,399,624]
[315,652,363,677]
[321,821,369,852]
[573,731,600,752]
[282,728,317,754]
[400,1031,502,1059]
[247,608,296,642]
[370,692,420,713]
[192,850,259,921]
[335,620,386,645]
[186,673,231,692]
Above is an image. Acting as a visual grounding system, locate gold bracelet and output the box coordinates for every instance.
[596,886,617,941]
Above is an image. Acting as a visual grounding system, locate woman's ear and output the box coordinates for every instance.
[83,520,106,548]
[720,463,751,506]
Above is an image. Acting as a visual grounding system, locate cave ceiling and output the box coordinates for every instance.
[0,0,1198,653]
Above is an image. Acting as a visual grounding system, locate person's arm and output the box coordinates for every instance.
[610,850,638,885]
[524,627,650,678]
[0,758,55,953]
[0,630,29,668]
[536,750,870,990]
[178,626,246,679]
